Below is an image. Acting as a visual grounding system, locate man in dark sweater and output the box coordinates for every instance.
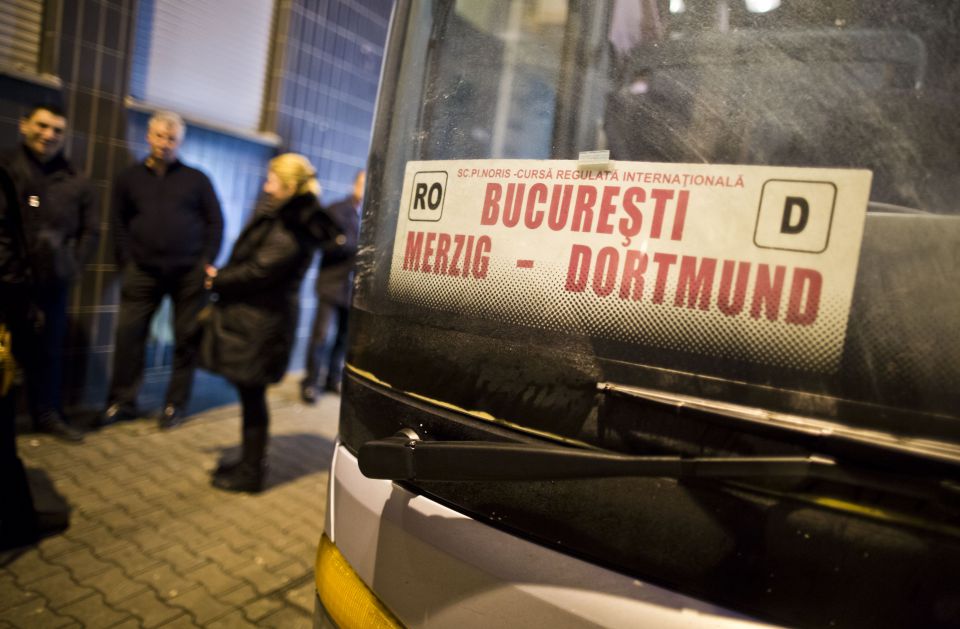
[1,104,98,443]
[301,170,364,403]
[102,111,223,429]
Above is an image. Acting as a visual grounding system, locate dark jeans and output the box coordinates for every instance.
[25,281,69,420]
[108,263,205,409]
[303,302,349,388]
[0,282,67,421]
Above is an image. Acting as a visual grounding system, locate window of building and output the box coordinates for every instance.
[130,0,277,134]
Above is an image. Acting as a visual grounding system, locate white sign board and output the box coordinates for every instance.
[389,160,872,372]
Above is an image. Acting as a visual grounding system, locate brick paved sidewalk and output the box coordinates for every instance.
[1,377,338,628]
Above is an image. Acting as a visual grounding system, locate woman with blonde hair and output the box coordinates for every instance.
[201,153,340,492]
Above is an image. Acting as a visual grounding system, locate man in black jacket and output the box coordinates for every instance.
[2,104,93,546]
[0,104,98,442]
[301,170,364,404]
[102,111,223,429]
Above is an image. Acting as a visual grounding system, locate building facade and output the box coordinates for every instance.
[0,0,392,409]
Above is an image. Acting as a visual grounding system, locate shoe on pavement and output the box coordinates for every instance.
[324,380,342,395]
[214,457,242,475]
[300,384,319,405]
[98,403,139,427]
[36,412,84,443]
[211,461,266,493]
[158,404,186,430]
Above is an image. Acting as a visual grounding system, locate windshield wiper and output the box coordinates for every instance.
[361,428,838,482]
[599,382,960,475]
[359,430,958,501]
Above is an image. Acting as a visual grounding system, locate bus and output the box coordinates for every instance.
[314,1,960,627]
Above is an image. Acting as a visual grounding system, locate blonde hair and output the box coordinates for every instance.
[269,153,321,197]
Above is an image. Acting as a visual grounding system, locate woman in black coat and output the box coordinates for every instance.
[201,153,340,492]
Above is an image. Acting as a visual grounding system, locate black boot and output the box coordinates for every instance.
[212,426,267,493]
[214,458,241,475]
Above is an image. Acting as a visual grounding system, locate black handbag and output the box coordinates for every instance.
[197,298,222,374]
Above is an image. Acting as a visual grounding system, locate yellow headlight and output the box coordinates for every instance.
[315,534,404,629]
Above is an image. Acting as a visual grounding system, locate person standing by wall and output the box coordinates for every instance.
[300,170,364,404]
[201,153,341,492]
[0,104,98,443]
[0,122,74,550]
[101,111,223,429]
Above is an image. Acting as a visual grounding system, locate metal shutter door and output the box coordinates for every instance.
[0,0,43,73]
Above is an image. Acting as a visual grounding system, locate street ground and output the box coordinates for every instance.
[1,376,337,628]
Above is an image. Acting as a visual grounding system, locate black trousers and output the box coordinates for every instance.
[108,263,205,409]
[0,391,37,546]
[1,300,38,546]
[303,302,349,388]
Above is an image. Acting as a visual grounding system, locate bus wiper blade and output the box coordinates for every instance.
[599,382,960,474]
[359,429,838,482]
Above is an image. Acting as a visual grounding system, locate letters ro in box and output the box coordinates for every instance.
[409,171,448,222]
[754,179,837,254]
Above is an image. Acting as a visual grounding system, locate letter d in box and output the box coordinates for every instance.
[754,179,837,253]
[408,171,448,222]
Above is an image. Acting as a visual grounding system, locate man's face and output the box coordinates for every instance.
[20,109,67,162]
[146,121,183,163]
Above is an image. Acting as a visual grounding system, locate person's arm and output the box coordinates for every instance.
[199,174,224,265]
[74,179,99,266]
[211,225,304,299]
[111,175,131,267]
[317,202,357,265]
[0,164,39,318]
[0,164,23,283]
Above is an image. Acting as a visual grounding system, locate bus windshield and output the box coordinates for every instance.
[356,0,960,448]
